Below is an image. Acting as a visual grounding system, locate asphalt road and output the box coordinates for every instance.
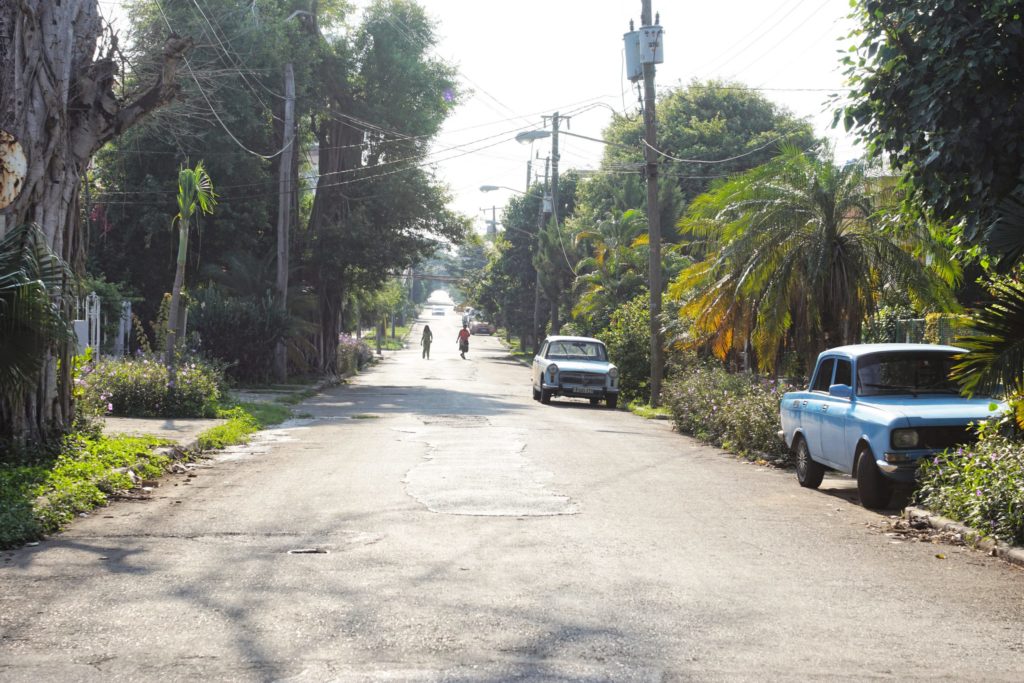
[2,304,1024,682]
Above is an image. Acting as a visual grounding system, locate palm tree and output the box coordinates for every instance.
[0,222,74,408]
[572,209,649,331]
[952,276,1024,410]
[165,162,217,381]
[672,144,956,373]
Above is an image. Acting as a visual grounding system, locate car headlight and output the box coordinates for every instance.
[891,428,919,449]
[547,364,558,382]
[608,367,619,380]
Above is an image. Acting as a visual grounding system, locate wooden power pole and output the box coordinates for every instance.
[640,1,664,407]
[274,62,296,382]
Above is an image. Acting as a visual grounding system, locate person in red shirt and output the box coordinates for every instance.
[456,324,470,359]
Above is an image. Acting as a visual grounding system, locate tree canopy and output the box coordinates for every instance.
[840,0,1024,266]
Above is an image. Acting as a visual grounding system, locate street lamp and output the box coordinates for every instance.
[515,130,551,144]
[479,184,524,194]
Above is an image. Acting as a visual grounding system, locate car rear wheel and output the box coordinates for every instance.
[606,395,618,409]
[794,436,825,489]
[541,389,552,404]
[856,444,893,509]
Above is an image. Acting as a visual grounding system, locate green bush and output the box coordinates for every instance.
[190,287,291,383]
[78,354,223,418]
[597,294,651,404]
[916,429,1024,545]
[664,363,793,461]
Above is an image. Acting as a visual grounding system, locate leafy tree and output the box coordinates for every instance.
[840,0,1024,267]
[587,80,816,243]
[952,275,1024,403]
[598,294,652,404]
[671,145,957,373]
[1,0,191,442]
[304,0,465,370]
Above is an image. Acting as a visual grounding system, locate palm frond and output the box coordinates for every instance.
[952,277,1024,396]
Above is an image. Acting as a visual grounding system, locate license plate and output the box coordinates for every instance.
[574,387,596,394]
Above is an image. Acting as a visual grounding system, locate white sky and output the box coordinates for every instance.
[388,0,863,232]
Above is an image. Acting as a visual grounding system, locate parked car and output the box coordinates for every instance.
[779,344,1004,508]
[470,320,494,335]
[532,336,620,408]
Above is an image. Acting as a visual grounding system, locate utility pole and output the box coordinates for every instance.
[549,112,561,224]
[274,62,296,382]
[640,1,664,407]
[533,154,551,355]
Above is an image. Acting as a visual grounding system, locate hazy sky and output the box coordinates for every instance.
[379,0,863,232]
[102,0,861,233]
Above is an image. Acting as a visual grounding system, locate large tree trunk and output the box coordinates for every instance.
[0,1,191,443]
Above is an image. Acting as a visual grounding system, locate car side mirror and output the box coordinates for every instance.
[828,383,853,399]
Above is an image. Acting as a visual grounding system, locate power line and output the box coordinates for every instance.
[153,0,295,160]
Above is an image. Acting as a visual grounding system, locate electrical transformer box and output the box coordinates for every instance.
[623,25,664,82]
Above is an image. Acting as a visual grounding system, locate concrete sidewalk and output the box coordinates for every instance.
[99,376,345,448]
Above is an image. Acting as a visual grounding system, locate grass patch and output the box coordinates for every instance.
[351,413,381,420]
[235,401,293,426]
[628,401,672,419]
[196,407,261,451]
[1,434,171,549]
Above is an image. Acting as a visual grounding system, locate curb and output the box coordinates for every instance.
[904,506,1024,569]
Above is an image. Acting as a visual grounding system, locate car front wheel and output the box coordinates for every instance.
[541,389,552,404]
[856,444,893,509]
[794,436,824,489]
[606,394,618,409]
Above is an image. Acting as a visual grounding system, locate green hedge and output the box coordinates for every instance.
[664,364,793,462]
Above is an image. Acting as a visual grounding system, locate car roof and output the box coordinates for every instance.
[543,335,605,345]
[818,343,966,360]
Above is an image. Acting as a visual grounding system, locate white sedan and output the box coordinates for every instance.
[532,335,620,409]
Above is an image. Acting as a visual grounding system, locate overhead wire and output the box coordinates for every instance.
[152,0,296,160]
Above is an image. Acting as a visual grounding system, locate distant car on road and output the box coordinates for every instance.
[431,307,445,316]
[779,344,1004,508]
[469,321,494,335]
[532,335,619,409]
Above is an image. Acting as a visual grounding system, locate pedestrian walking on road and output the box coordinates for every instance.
[457,324,470,359]
[421,325,433,359]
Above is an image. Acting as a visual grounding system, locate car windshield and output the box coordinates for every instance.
[545,340,607,361]
[856,352,961,396]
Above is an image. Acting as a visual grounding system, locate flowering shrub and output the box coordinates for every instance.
[77,354,223,418]
[337,334,373,375]
[664,364,793,462]
[916,404,1024,545]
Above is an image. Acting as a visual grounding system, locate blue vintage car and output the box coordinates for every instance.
[532,336,620,409]
[779,344,1004,508]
